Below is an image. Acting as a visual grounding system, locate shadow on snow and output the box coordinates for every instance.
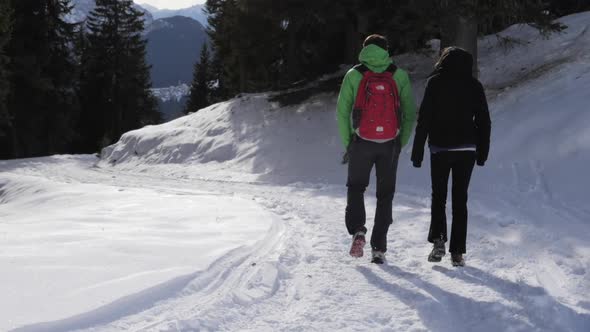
[358,264,590,332]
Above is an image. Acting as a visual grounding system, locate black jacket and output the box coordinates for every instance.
[411,48,491,167]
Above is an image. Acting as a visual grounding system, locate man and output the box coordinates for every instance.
[337,34,416,264]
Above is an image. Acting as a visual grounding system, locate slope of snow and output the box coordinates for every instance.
[1,12,589,332]
[101,92,343,185]
[479,13,590,90]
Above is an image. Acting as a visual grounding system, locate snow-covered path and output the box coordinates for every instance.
[2,156,588,332]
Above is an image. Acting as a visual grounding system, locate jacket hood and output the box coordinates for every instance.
[434,47,473,77]
[359,44,392,73]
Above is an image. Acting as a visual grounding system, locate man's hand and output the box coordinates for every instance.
[341,152,349,165]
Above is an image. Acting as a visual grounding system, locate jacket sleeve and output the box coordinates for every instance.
[411,78,435,167]
[336,70,356,149]
[474,81,491,166]
[397,71,417,148]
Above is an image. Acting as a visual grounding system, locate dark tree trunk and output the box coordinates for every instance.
[0,125,17,159]
[344,10,371,65]
[441,14,478,77]
[344,19,359,64]
[239,56,247,92]
[12,124,20,158]
[286,25,299,84]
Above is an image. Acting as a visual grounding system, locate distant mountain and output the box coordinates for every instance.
[141,4,208,27]
[152,84,191,121]
[138,3,159,13]
[67,1,206,115]
[146,16,208,88]
[152,84,191,103]
[67,0,154,25]
[67,0,95,23]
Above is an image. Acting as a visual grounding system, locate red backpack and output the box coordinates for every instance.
[351,64,401,142]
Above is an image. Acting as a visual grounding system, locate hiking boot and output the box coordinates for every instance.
[371,250,386,265]
[428,238,446,262]
[451,253,465,267]
[349,231,366,258]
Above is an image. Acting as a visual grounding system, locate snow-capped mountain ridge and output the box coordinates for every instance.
[138,2,159,13]
[67,0,154,25]
[152,84,190,103]
[141,3,208,27]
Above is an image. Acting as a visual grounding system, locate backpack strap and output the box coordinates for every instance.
[386,64,402,125]
[353,64,369,74]
[385,63,398,75]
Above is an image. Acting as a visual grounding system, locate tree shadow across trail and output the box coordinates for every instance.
[432,265,590,331]
[357,264,590,332]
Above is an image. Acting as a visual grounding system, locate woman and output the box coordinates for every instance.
[411,47,491,267]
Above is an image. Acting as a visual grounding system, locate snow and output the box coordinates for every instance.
[2,12,590,332]
[0,156,275,331]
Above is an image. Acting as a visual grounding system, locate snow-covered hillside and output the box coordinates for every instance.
[102,12,590,204]
[1,12,589,332]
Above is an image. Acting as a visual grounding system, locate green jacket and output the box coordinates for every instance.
[337,44,417,149]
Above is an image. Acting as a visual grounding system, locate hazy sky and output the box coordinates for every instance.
[134,0,206,10]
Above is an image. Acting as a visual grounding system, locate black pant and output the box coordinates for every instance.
[345,137,401,252]
[428,151,476,254]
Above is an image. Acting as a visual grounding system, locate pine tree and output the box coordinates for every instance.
[206,0,352,95]
[205,0,565,94]
[185,43,213,114]
[205,0,433,94]
[208,44,228,103]
[0,0,12,154]
[6,0,79,158]
[78,0,160,153]
[205,0,243,95]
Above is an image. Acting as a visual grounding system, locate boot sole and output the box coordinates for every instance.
[428,250,446,262]
[428,255,443,262]
[452,260,465,267]
[349,238,366,258]
[371,258,385,264]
